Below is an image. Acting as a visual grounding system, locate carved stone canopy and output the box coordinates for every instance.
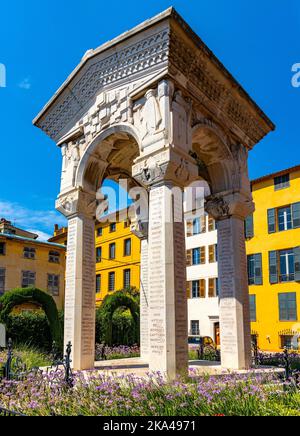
[33,8,274,151]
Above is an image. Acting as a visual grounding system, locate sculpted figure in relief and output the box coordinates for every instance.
[140,89,163,140]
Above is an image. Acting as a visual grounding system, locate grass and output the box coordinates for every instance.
[0,344,52,370]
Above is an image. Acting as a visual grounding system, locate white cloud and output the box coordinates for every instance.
[18,78,31,90]
[0,200,66,240]
[26,229,53,242]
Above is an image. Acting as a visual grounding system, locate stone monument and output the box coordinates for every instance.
[34,8,274,378]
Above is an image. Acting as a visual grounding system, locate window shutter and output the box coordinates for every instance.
[245,215,254,239]
[201,247,206,264]
[186,250,192,267]
[292,202,300,229]
[186,221,193,237]
[208,216,215,232]
[186,281,191,299]
[200,279,206,298]
[201,216,206,233]
[269,251,278,284]
[294,246,300,282]
[267,209,276,234]
[254,253,263,285]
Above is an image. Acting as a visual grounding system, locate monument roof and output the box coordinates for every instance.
[33,7,274,144]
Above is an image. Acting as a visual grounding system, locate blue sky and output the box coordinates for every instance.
[0,0,299,239]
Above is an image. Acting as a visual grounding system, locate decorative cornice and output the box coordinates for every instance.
[33,9,274,147]
[36,29,169,141]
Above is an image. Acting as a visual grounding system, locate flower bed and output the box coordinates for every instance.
[0,370,299,416]
[259,352,300,371]
[95,344,140,361]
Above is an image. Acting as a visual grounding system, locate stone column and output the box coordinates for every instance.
[130,219,149,362]
[56,189,97,370]
[132,149,197,379]
[148,183,188,378]
[206,193,254,370]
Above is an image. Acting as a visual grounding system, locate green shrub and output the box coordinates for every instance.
[96,289,140,346]
[0,288,63,348]
[3,310,64,352]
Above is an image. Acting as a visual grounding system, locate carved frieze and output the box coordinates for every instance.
[37,29,170,141]
[168,30,269,145]
[132,149,198,187]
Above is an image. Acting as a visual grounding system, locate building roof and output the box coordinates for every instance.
[251,164,300,186]
[0,232,66,249]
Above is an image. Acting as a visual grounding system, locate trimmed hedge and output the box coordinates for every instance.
[0,288,63,348]
[96,289,140,346]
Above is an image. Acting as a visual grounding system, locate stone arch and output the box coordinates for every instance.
[98,291,140,346]
[76,124,142,192]
[0,287,63,347]
[191,120,234,195]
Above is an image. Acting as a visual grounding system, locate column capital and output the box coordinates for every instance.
[56,188,99,219]
[130,219,149,240]
[205,192,254,221]
[132,148,198,188]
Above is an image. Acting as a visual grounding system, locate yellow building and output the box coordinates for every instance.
[49,210,141,306]
[246,165,300,352]
[0,219,66,310]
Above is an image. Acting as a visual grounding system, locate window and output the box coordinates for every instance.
[124,269,131,289]
[280,335,295,350]
[274,174,290,191]
[208,278,218,298]
[0,242,6,256]
[269,248,300,284]
[49,251,60,263]
[279,249,295,282]
[187,248,205,266]
[190,321,200,336]
[109,243,116,260]
[124,219,130,229]
[249,295,257,322]
[268,203,300,233]
[24,247,36,260]
[48,274,60,296]
[96,275,101,294]
[124,239,131,257]
[97,227,103,237]
[0,268,5,295]
[192,216,206,235]
[278,206,292,232]
[110,223,116,233]
[191,280,205,299]
[208,216,215,232]
[22,271,36,288]
[96,247,102,263]
[108,272,115,292]
[209,245,217,263]
[279,293,297,321]
[247,254,263,285]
